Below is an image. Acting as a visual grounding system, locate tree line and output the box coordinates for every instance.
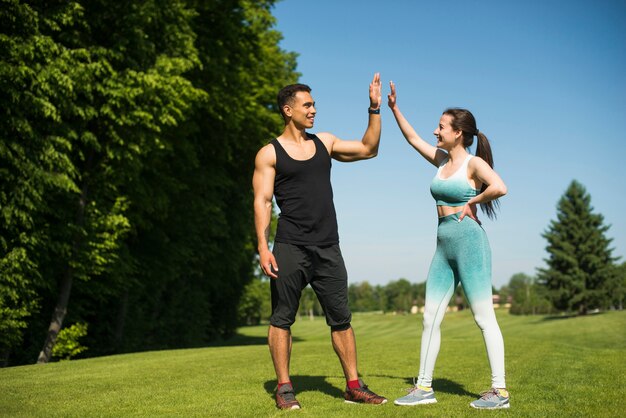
[1,0,298,366]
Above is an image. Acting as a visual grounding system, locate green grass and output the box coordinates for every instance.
[2,310,625,417]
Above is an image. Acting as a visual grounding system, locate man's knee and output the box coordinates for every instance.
[269,323,292,333]
[330,323,351,332]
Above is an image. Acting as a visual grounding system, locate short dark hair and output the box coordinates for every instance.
[277,83,311,120]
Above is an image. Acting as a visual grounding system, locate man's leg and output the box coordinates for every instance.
[268,325,292,383]
[268,243,307,409]
[270,325,300,410]
[330,326,358,381]
[331,324,386,404]
[308,245,386,404]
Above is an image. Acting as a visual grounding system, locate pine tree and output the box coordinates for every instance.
[538,180,619,314]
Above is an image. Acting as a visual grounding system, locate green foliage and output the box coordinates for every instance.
[1,0,298,365]
[347,279,426,313]
[51,322,88,360]
[383,278,414,312]
[505,273,553,315]
[348,281,380,312]
[237,276,271,325]
[537,180,620,314]
[607,262,626,310]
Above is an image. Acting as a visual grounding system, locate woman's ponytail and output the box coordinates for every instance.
[443,108,500,219]
[475,131,499,219]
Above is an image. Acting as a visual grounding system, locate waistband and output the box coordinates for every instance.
[437,210,463,225]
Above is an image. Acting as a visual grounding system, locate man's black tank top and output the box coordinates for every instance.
[271,133,339,246]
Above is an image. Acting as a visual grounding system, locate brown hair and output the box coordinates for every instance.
[277,83,311,122]
[443,108,500,219]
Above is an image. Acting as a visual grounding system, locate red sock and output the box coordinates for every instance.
[347,379,361,389]
[278,381,292,390]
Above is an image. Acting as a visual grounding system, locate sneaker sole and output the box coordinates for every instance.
[277,405,301,410]
[344,399,388,405]
[394,398,437,406]
[470,402,510,409]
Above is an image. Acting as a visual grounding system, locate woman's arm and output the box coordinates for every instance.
[459,157,507,222]
[387,81,445,167]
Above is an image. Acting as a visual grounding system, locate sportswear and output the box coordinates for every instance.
[271,134,338,245]
[417,212,505,389]
[430,154,478,206]
[269,243,350,330]
[275,383,301,410]
[344,379,387,404]
[415,155,506,390]
[470,388,510,409]
[394,385,437,406]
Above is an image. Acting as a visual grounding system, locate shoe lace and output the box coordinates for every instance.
[353,385,380,400]
[278,388,296,402]
[404,377,418,393]
[405,378,428,394]
[479,388,499,400]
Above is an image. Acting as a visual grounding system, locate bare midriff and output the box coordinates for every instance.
[437,205,466,218]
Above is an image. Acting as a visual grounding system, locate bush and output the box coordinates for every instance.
[52,323,88,360]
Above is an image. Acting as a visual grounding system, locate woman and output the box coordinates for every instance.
[388,81,510,410]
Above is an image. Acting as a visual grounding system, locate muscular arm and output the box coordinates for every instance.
[388,81,445,167]
[252,144,278,278]
[321,73,382,162]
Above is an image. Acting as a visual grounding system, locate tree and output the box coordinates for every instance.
[506,273,552,315]
[411,281,426,309]
[1,0,298,366]
[237,276,271,326]
[537,180,619,314]
[348,281,379,312]
[608,262,625,310]
[384,279,414,313]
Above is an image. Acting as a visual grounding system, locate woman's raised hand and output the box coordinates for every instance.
[387,81,397,109]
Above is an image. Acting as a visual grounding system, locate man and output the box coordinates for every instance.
[252,73,386,410]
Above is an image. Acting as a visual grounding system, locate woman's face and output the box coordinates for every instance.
[433,114,461,150]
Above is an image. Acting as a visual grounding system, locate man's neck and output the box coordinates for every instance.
[279,124,309,144]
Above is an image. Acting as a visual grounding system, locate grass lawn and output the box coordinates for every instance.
[1,310,624,417]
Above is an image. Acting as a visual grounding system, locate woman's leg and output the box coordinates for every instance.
[455,218,506,389]
[417,245,456,387]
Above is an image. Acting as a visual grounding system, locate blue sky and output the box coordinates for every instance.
[270,0,626,288]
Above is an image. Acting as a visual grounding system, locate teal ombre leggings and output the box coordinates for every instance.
[417,212,506,389]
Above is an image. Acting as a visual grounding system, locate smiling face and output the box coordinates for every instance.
[283,91,316,129]
[433,114,462,150]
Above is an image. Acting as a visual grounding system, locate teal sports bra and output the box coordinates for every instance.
[430,154,478,207]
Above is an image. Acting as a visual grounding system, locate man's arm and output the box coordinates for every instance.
[319,73,382,162]
[252,144,278,278]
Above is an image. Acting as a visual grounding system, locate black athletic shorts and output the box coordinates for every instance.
[270,242,351,330]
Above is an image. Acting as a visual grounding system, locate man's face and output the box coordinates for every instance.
[284,91,316,128]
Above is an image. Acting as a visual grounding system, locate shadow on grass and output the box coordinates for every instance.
[263,375,477,401]
[538,310,606,322]
[206,334,303,347]
[398,377,477,397]
[264,375,346,400]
